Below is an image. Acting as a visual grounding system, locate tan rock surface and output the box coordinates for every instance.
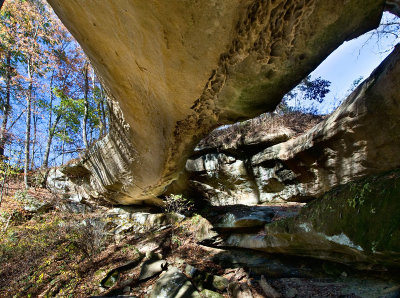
[47,0,384,203]
[187,45,400,204]
[252,44,400,200]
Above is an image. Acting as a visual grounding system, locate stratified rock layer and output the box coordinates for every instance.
[224,168,400,268]
[187,45,400,205]
[46,0,385,204]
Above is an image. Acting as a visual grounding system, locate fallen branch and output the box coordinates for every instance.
[2,214,12,233]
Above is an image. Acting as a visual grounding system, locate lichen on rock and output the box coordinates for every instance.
[224,168,400,268]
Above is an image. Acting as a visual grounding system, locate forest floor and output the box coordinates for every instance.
[0,177,399,297]
[0,178,262,297]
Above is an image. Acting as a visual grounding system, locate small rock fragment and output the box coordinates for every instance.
[101,270,119,288]
[185,264,199,278]
[285,287,298,298]
[228,282,253,298]
[150,267,200,298]
[138,259,167,281]
[212,275,229,291]
[259,275,280,298]
[200,289,224,298]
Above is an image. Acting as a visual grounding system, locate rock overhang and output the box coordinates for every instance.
[46,0,386,204]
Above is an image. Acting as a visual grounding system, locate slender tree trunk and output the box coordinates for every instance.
[0,52,11,158]
[24,58,33,188]
[41,114,61,186]
[100,86,106,135]
[106,98,113,130]
[0,158,10,208]
[43,115,61,168]
[82,63,89,149]
[30,101,38,170]
[61,124,66,165]
[42,72,55,169]
[16,147,23,169]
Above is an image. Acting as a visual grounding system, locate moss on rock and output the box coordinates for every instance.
[261,169,400,268]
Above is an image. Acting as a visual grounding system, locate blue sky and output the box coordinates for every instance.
[287,12,399,114]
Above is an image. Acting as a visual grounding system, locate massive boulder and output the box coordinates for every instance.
[187,45,400,205]
[46,0,385,204]
[222,168,400,269]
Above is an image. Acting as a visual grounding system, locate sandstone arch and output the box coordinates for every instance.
[47,0,386,204]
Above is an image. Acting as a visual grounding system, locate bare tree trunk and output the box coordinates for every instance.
[42,72,55,169]
[0,158,10,208]
[24,58,33,188]
[100,86,106,135]
[82,62,89,149]
[30,101,38,170]
[106,98,113,131]
[61,124,66,165]
[92,68,107,138]
[41,113,61,187]
[43,114,61,168]
[0,52,11,158]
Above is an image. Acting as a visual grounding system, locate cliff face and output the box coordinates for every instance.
[187,45,400,205]
[46,0,385,204]
[205,168,400,268]
[184,47,400,268]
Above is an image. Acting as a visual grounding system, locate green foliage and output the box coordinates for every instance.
[163,194,194,215]
[348,182,370,208]
[191,214,202,225]
[0,159,21,182]
[171,234,182,247]
[1,0,110,168]
[53,88,84,135]
[13,189,28,202]
[30,171,45,188]
[0,212,110,296]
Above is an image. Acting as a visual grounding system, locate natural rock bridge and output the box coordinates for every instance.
[47,0,398,205]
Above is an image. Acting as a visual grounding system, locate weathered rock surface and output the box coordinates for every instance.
[150,267,200,298]
[105,206,185,236]
[187,45,400,205]
[138,259,167,281]
[99,252,144,288]
[187,153,260,206]
[200,289,224,298]
[22,196,52,214]
[221,169,400,268]
[228,282,253,298]
[184,264,229,292]
[47,167,88,203]
[46,0,385,204]
[269,277,400,298]
[207,206,275,230]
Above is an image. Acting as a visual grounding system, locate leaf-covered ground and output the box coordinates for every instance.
[1,177,399,297]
